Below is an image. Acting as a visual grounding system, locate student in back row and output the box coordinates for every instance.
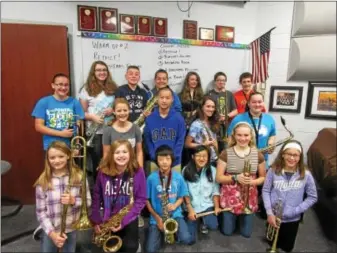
[115,65,149,122]
[32,73,84,152]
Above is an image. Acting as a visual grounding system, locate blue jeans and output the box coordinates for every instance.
[41,230,76,252]
[187,207,219,242]
[220,211,254,238]
[146,217,194,253]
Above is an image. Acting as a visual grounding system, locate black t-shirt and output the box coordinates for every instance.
[115,84,149,122]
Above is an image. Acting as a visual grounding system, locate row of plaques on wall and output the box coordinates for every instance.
[78,5,235,42]
[78,5,168,37]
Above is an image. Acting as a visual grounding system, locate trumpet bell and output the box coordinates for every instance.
[103,235,123,252]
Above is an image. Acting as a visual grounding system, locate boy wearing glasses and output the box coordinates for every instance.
[32,73,84,151]
[207,71,237,152]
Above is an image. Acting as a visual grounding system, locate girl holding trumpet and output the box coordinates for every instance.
[216,122,266,238]
[262,140,317,252]
[182,145,222,240]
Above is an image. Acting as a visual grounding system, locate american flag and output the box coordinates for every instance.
[251,28,274,84]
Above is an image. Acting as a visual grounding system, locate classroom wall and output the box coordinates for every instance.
[2,1,336,163]
[256,2,336,163]
[1,1,258,94]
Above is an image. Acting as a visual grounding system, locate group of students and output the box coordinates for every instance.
[31,60,318,253]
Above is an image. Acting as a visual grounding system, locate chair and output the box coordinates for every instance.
[1,160,23,218]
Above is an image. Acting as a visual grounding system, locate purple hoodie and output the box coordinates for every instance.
[262,168,317,223]
[90,168,146,229]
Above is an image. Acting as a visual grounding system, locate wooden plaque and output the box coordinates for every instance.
[77,5,98,31]
[215,25,235,43]
[137,16,152,35]
[119,14,136,34]
[153,17,168,37]
[183,20,197,40]
[99,7,118,33]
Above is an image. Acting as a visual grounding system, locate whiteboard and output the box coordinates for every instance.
[80,38,250,93]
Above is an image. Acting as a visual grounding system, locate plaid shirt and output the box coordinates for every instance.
[35,173,91,235]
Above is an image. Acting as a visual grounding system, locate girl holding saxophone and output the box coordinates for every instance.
[91,140,146,253]
[262,140,318,252]
[216,122,266,238]
[34,141,91,252]
[79,61,118,182]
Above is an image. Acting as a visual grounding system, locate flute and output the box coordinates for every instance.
[195,208,232,219]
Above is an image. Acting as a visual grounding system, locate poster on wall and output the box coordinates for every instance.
[305,81,337,121]
[269,86,303,113]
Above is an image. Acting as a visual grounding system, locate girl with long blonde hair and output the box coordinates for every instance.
[34,141,91,252]
[216,122,266,238]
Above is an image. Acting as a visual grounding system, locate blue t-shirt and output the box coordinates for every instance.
[31,95,85,150]
[227,112,276,166]
[146,170,189,225]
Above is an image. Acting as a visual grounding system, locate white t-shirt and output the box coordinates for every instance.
[78,88,115,135]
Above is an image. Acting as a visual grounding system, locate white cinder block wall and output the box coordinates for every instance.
[255,2,336,163]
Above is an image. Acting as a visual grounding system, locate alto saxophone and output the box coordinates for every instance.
[266,199,283,253]
[93,178,134,252]
[86,102,113,147]
[259,116,294,153]
[134,94,158,132]
[161,189,178,244]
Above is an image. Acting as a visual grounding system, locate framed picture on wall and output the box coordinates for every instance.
[305,81,337,121]
[98,7,118,33]
[183,20,197,40]
[199,28,214,41]
[269,86,303,113]
[119,14,136,34]
[137,16,152,35]
[77,5,98,31]
[215,25,235,43]
[153,17,168,37]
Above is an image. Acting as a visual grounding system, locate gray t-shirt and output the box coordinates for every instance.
[102,123,142,148]
[208,89,237,113]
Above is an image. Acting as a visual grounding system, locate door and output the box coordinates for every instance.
[1,23,69,204]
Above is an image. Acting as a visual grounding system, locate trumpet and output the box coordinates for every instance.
[242,158,252,214]
[195,208,231,219]
[266,199,283,253]
[259,116,294,153]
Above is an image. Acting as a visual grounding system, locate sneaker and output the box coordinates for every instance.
[33,225,43,241]
[200,224,208,234]
[137,240,142,253]
[138,216,145,228]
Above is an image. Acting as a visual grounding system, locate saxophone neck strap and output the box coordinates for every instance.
[159,170,172,194]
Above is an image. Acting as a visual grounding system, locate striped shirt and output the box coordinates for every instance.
[35,173,91,235]
[219,147,264,174]
[218,147,264,214]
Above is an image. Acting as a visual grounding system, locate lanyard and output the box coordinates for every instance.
[248,112,263,147]
[159,170,172,194]
[111,172,129,209]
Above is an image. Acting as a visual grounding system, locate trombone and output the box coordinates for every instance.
[57,136,92,252]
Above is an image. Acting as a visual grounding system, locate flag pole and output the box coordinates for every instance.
[250,26,276,44]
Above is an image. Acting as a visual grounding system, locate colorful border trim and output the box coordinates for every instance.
[81,31,250,49]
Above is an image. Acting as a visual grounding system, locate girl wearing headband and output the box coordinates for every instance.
[216,121,266,238]
[262,140,317,252]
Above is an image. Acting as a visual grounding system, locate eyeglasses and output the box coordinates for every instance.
[195,154,208,159]
[95,68,108,73]
[54,83,69,88]
[284,153,300,159]
[216,79,226,83]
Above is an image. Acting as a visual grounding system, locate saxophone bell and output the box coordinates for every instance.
[163,218,178,244]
